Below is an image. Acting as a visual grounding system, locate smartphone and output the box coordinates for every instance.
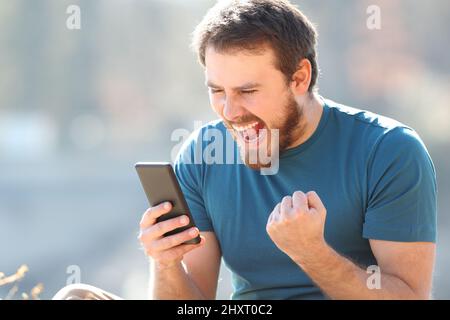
[135,162,201,245]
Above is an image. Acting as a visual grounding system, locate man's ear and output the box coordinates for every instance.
[290,58,312,96]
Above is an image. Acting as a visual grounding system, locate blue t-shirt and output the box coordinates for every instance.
[173,98,437,300]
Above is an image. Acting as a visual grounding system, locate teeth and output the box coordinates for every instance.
[232,121,259,132]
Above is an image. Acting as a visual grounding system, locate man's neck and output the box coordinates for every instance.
[288,93,324,149]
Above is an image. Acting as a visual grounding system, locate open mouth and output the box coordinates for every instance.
[231,121,267,145]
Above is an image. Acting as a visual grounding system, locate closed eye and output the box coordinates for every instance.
[208,88,257,95]
[209,88,223,94]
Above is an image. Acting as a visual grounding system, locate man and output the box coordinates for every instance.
[54,0,437,300]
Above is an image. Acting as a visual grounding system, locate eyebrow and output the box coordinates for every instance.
[205,81,262,90]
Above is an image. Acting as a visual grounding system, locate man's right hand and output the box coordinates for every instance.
[138,202,205,270]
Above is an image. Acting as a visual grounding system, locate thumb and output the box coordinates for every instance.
[306,191,326,214]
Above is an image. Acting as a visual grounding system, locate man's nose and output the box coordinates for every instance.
[222,97,245,122]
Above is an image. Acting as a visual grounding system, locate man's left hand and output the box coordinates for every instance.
[266,191,328,263]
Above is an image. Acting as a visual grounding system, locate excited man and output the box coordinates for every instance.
[54,0,437,300]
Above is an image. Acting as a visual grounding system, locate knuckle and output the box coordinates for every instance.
[162,235,178,249]
[178,231,190,242]
[148,206,157,215]
[140,207,156,227]
[284,212,295,221]
[281,198,292,208]
[139,213,148,229]
[158,221,170,234]
[154,204,166,214]
[164,220,175,231]
[278,217,288,225]
[161,219,180,234]
[293,191,304,198]
[154,222,164,234]
[271,221,278,228]
[138,230,151,244]
[290,212,301,222]
[291,208,302,218]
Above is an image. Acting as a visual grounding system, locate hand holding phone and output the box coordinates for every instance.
[136,162,203,268]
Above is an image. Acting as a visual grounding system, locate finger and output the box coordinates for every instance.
[139,202,172,229]
[159,235,205,260]
[153,227,200,251]
[280,196,293,216]
[306,191,326,214]
[292,191,309,213]
[268,203,280,224]
[140,214,190,241]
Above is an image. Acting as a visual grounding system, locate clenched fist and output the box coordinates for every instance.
[266,191,327,264]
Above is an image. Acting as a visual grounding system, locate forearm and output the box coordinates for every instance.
[293,243,423,300]
[150,260,206,300]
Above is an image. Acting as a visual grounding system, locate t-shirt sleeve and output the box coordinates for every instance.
[363,127,437,242]
[173,133,214,232]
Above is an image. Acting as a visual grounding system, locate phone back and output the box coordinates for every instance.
[135,162,200,243]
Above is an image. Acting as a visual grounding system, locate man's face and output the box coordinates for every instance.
[204,45,305,169]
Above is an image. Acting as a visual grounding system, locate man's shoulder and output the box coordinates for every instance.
[323,98,432,163]
[324,98,409,133]
[324,98,421,148]
[324,98,433,171]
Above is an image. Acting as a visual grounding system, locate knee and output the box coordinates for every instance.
[52,283,102,300]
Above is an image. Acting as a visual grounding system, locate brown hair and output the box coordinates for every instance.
[191,0,319,92]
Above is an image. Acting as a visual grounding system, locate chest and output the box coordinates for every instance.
[204,161,369,271]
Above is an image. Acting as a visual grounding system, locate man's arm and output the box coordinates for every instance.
[151,232,222,300]
[266,191,436,300]
[139,203,221,300]
[293,239,435,300]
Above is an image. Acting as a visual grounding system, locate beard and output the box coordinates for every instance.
[223,92,305,170]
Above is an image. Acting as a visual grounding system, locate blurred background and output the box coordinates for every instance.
[0,0,448,299]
